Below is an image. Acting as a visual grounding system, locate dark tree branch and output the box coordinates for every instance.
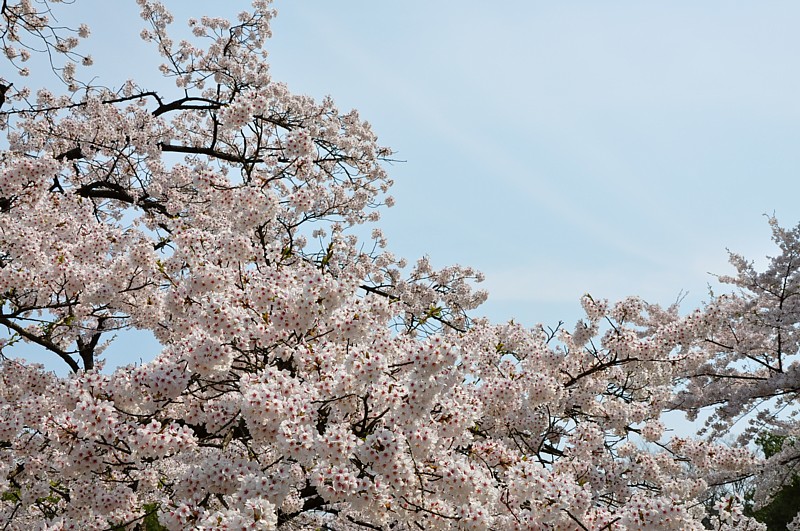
[158,141,263,165]
[0,317,79,372]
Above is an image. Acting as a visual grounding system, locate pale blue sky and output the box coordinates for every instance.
[39,1,800,330]
[263,2,800,328]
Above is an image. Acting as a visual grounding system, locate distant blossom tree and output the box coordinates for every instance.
[0,0,793,529]
[742,433,800,530]
[670,220,800,530]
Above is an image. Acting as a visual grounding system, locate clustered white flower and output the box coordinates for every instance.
[0,0,793,530]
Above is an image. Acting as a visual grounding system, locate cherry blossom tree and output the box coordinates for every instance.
[0,1,780,529]
[666,218,800,530]
[744,433,800,530]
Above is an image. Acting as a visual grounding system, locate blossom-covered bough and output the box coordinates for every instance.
[0,1,791,529]
[670,219,800,528]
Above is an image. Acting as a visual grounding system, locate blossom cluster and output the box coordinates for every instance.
[0,0,790,529]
